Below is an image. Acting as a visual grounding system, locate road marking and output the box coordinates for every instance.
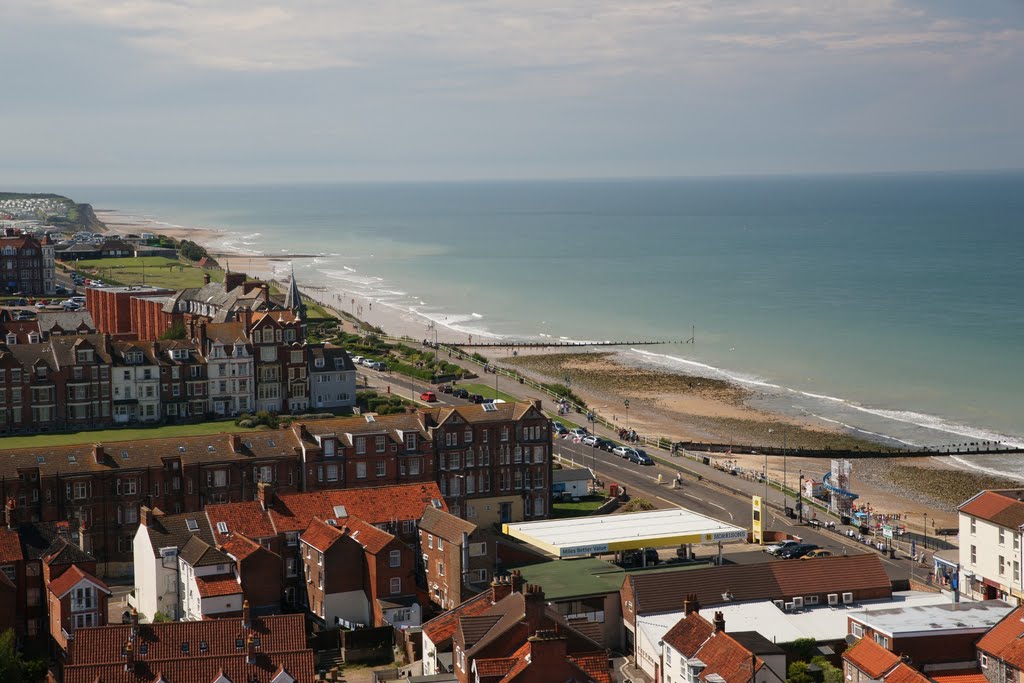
[656,496,684,509]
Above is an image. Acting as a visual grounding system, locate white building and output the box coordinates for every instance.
[178,535,243,621]
[660,608,786,683]
[130,507,215,622]
[308,344,356,409]
[959,490,1024,603]
[111,342,162,424]
[204,335,255,417]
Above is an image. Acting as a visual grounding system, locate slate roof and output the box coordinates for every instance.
[424,401,543,426]
[843,637,902,679]
[141,509,214,557]
[0,429,301,479]
[36,310,96,333]
[309,343,355,372]
[959,491,1024,529]
[48,564,111,598]
[179,536,232,568]
[420,505,477,541]
[552,467,595,484]
[626,554,890,616]
[18,521,95,564]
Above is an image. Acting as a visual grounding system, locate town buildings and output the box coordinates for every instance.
[958,490,1024,603]
[976,604,1024,683]
[60,609,314,683]
[842,637,931,683]
[0,228,56,296]
[419,505,496,610]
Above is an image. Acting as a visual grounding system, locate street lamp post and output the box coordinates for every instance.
[769,428,788,511]
[798,470,804,523]
[924,512,929,551]
[624,399,630,430]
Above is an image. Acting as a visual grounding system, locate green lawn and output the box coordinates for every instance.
[69,256,222,290]
[458,383,520,403]
[0,421,250,450]
[552,494,606,519]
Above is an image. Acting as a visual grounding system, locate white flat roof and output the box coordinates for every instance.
[502,508,746,558]
[850,599,1013,637]
[637,591,956,647]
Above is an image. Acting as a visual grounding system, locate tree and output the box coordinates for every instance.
[787,661,815,683]
[152,611,172,623]
[0,628,47,682]
[812,656,843,683]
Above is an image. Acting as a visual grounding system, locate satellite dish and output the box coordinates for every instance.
[845,634,859,645]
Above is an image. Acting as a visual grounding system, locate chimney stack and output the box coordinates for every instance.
[524,584,547,632]
[78,518,88,553]
[242,599,251,629]
[509,569,524,594]
[93,443,105,464]
[260,283,270,304]
[4,498,14,530]
[140,506,152,528]
[124,641,135,672]
[230,433,243,453]
[713,611,725,633]
[246,633,256,664]
[257,482,274,511]
[203,272,211,285]
[490,575,513,603]
[527,630,567,669]
[683,593,700,616]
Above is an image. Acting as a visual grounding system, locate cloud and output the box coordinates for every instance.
[13,0,1021,79]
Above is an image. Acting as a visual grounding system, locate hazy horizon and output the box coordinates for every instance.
[4,1,1023,185]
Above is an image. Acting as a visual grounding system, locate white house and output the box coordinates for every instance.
[111,343,162,424]
[308,344,356,409]
[660,607,786,683]
[204,336,255,417]
[552,466,595,499]
[958,490,1024,603]
[178,535,243,621]
[130,507,215,622]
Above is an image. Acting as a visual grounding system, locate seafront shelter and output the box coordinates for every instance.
[502,508,747,564]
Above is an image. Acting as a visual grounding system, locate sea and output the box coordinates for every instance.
[53,173,1024,476]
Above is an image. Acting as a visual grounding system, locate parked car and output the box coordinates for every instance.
[370,362,388,371]
[618,548,660,568]
[551,421,568,435]
[801,549,834,560]
[62,302,81,311]
[628,449,654,465]
[763,540,800,556]
[438,384,453,394]
[779,543,819,560]
[567,428,589,439]
[468,394,485,404]
[13,310,35,321]
[596,439,615,451]
[581,435,600,447]
[351,355,364,364]
[420,391,438,402]
[612,446,633,458]
[362,358,378,368]
[452,388,469,399]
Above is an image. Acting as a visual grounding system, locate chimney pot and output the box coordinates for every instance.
[140,506,152,527]
[246,633,256,664]
[203,272,211,285]
[713,611,725,633]
[257,482,274,511]
[242,599,251,629]
[125,641,135,672]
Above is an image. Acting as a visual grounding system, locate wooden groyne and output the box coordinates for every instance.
[454,340,680,348]
[679,440,1024,460]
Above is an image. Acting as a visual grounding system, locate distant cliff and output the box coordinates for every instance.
[0,192,106,232]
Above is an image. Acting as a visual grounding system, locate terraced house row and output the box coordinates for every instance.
[0,401,553,577]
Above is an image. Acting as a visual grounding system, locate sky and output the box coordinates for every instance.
[3,0,1023,184]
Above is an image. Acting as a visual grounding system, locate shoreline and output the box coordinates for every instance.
[98,209,1018,523]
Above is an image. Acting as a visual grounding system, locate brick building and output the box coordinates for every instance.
[47,563,111,653]
[0,229,55,296]
[60,610,314,683]
[419,505,496,610]
[843,637,931,683]
[86,286,173,338]
[976,604,1024,683]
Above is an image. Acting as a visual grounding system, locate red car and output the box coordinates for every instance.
[420,391,438,402]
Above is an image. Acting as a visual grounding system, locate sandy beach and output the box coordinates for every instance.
[97,209,1016,527]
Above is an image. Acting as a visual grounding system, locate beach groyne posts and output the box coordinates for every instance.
[671,440,1024,460]
[453,340,681,348]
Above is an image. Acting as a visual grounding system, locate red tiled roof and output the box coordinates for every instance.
[475,656,518,678]
[0,527,23,564]
[843,637,901,679]
[959,491,1024,528]
[423,591,495,645]
[47,564,111,598]
[569,652,614,683]
[301,518,345,552]
[885,663,931,683]
[195,573,242,598]
[929,669,987,683]
[205,501,276,539]
[71,613,308,664]
[694,632,764,683]
[497,642,532,683]
[270,483,445,533]
[62,651,314,683]
[219,534,264,563]
[344,517,395,554]
[977,605,1024,665]
[662,613,714,658]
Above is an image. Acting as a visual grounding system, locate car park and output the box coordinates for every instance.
[779,543,819,559]
[13,310,35,321]
[452,388,469,399]
[420,391,438,402]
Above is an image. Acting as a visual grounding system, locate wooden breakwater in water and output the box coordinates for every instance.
[679,440,1024,460]
[454,339,680,348]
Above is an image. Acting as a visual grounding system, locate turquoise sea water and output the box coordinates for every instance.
[58,174,1024,469]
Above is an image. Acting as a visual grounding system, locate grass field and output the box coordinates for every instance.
[0,421,249,450]
[458,383,520,403]
[551,494,606,519]
[68,256,224,290]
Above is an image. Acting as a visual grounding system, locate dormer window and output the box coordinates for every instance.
[5,333,15,345]
[27,333,39,344]
[35,366,47,379]
[405,433,417,451]
[315,358,325,368]
[76,349,94,363]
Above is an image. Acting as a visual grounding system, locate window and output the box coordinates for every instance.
[410,459,421,476]
[375,436,386,453]
[999,556,1006,575]
[971,518,977,535]
[476,568,488,583]
[437,561,445,577]
[286,558,298,577]
[0,566,14,584]
[873,633,889,649]
[326,464,338,482]
[427,534,433,549]
[390,577,402,595]
[1015,561,1020,583]
[405,433,417,451]
[1000,529,1006,545]
[464,429,472,443]
[375,461,386,478]
[72,586,96,611]
[981,654,989,669]
[389,550,401,567]
[437,537,443,550]
[851,622,863,638]
[207,470,227,488]
[356,462,367,479]
[356,438,366,455]
[971,545,977,565]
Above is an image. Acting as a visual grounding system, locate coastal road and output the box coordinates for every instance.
[356,361,916,580]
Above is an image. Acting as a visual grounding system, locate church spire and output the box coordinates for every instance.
[284,262,306,320]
